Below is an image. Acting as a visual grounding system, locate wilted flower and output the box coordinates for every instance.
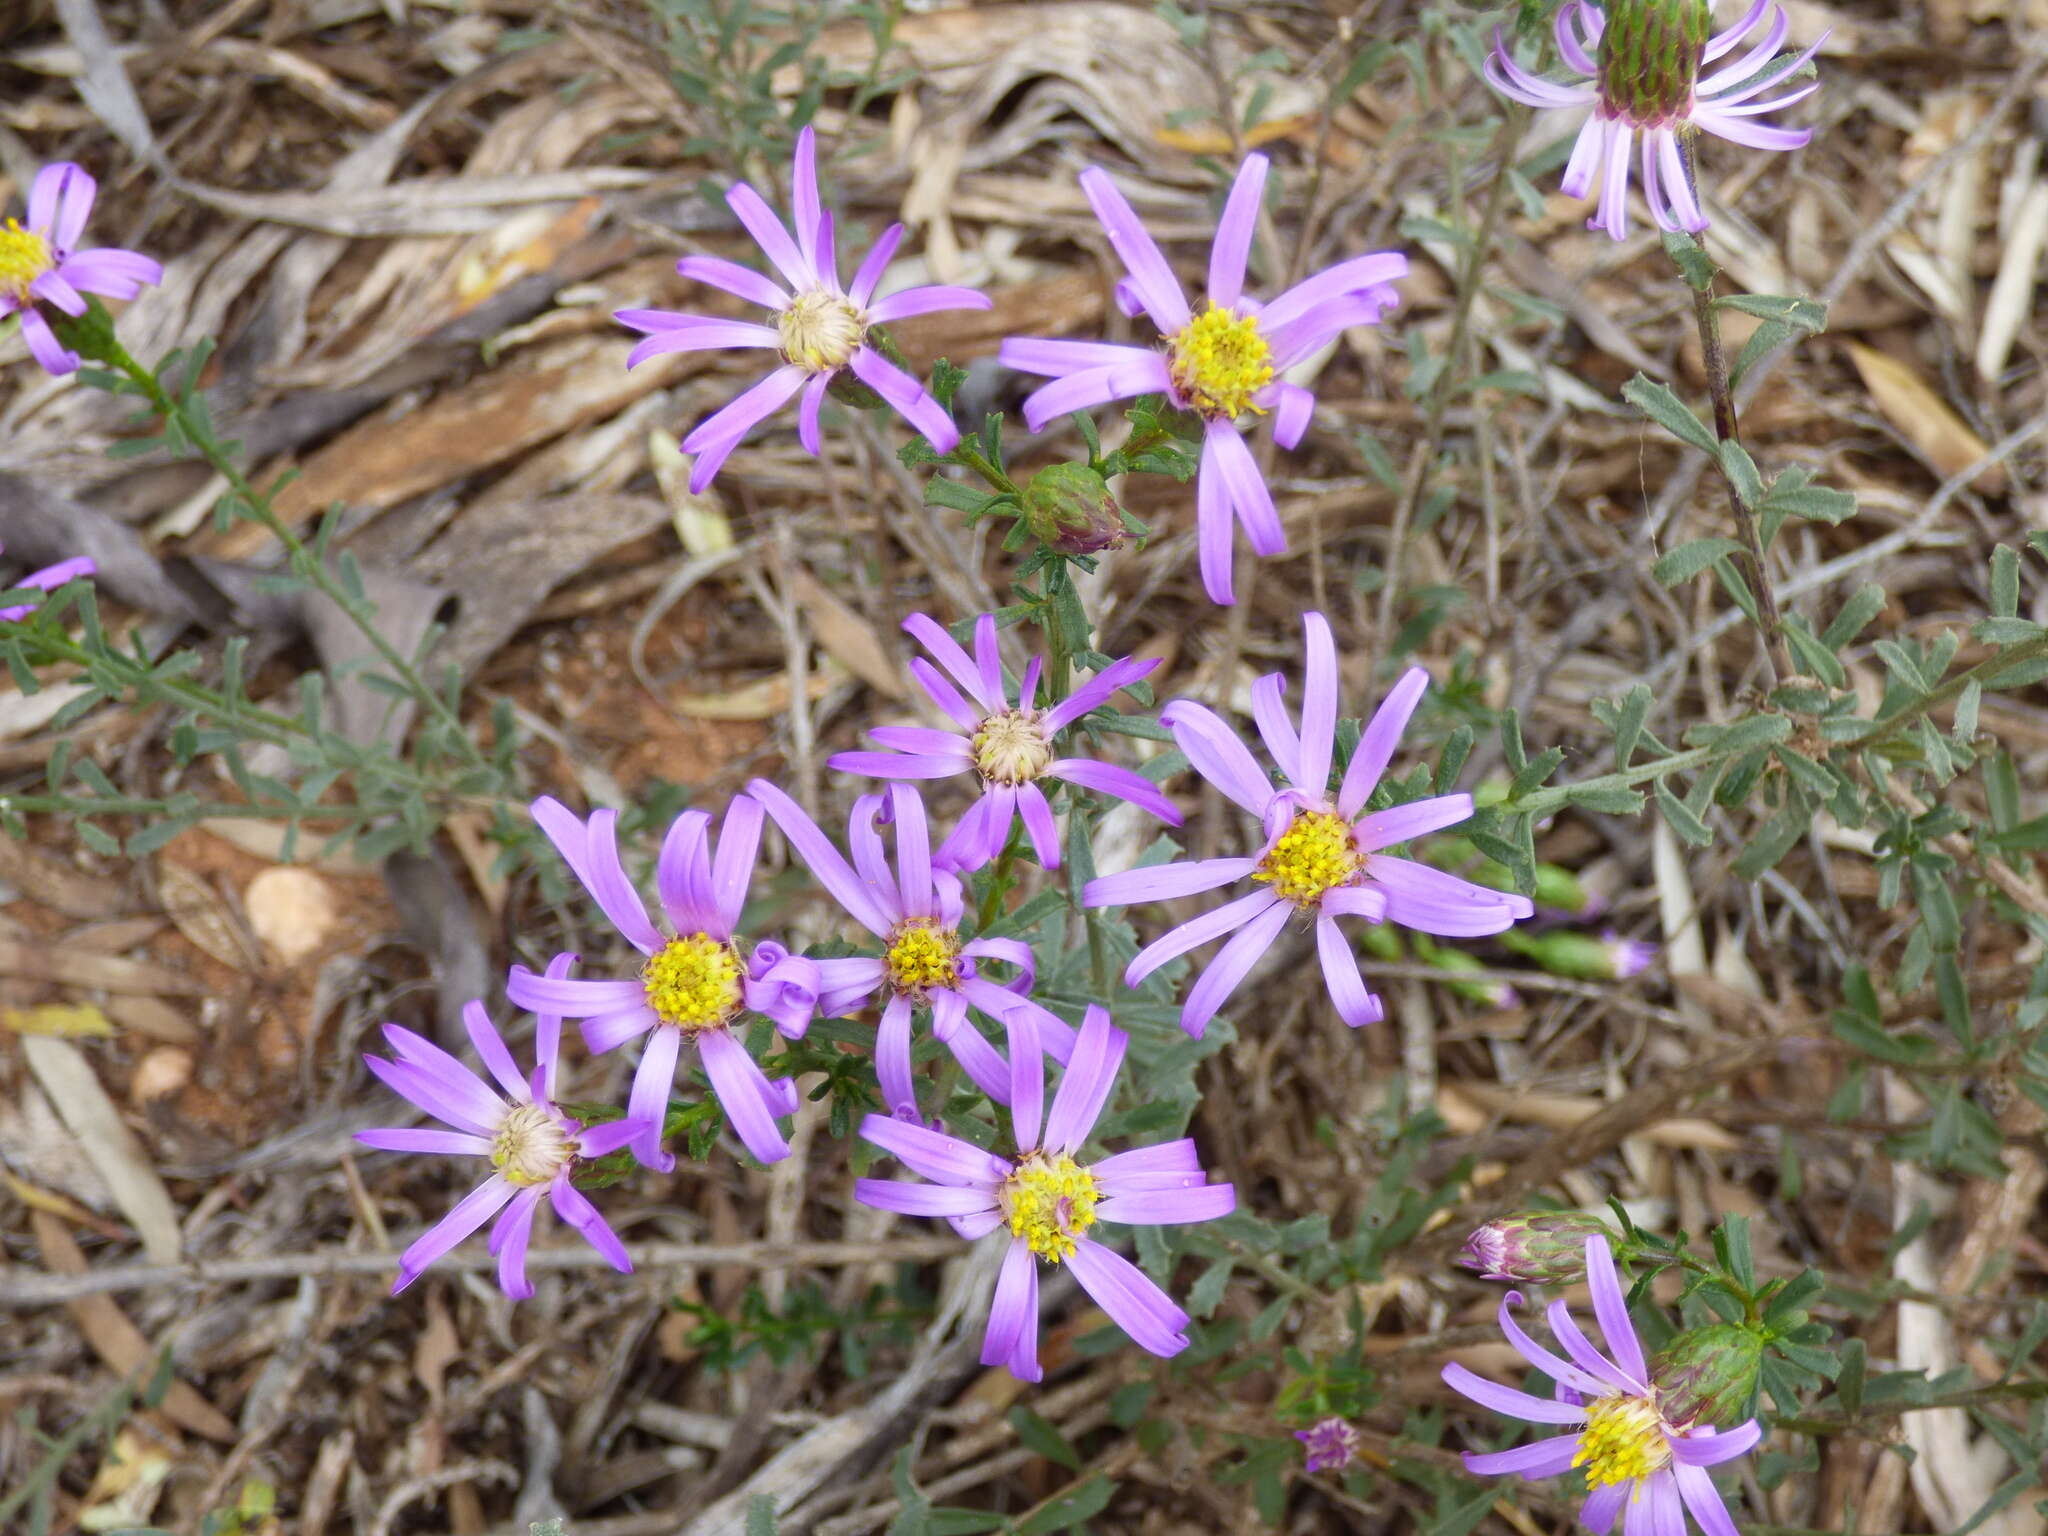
[1083,612,1532,1038]
[1,163,162,376]
[1000,154,1405,604]
[356,992,649,1298]
[1442,1235,1763,1533]
[505,797,822,1170]
[748,779,1076,1118]
[1460,1211,1617,1284]
[617,128,989,488]
[1485,0,1822,239]
[1295,1416,1363,1473]
[855,1004,1235,1380]
[0,544,95,620]
[827,612,1181,871]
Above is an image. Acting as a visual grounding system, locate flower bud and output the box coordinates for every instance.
[1598,0,1710,126]
[1500,927,1657,981]
[1294,1416,1361,1473]
[1459,1211,1616,1284]
[1651,1322,1764,1430]
[1021,463,1126,555]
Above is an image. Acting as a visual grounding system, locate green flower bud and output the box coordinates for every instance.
[1021,463,1127,555]
[1459,1211,1616,1283]
[1651,1323,1764,1430]
[1500,927,1656,981]
[1598,0,1710,126]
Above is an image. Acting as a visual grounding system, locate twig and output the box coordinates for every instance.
[0,1235,965,1309]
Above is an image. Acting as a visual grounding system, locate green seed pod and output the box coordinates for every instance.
[1652,1322,1765,1429]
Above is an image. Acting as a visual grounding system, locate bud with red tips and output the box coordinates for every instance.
[1598,0,1711,127]
[1459,1211,1618,1284]
[1021,463,1127,555]
[1651,1322,1765,1430]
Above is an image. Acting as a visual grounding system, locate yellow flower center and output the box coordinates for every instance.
[490,1102,576,1187]
[1253,809,1362,908]
[1167,303,1274,419]
[884,918,960,996]
[1001,1151,1100,1263]
[971,708,1053,785]
[0,219,54,305]
[777,289,866,372]
[1573,1394,1672,1488]
[642,933,744,1033]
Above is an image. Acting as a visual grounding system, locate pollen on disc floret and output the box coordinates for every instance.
[0,219,52,304]
[885,917,962,995]
[1167,303,1275,419]
[1255,808,1364,907]
[641,932,745,1033]
[971,708,1055,786]
[1574,1393,1674,1487]
[778,289,867,372]
[1001,1151,1101,1263]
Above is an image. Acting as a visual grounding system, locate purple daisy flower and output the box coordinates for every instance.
[746,778,1079,1120]
[1442,1235,1763,1534]
[355,984,650,1299]
[998,154,1405,604]
[1082,611,1533,1038]
[1,163,163,376]
[617,127,990,490]
[504,796,823,1171]
[826,611,1182,872]
[1296,1416,1363,1473]
[1484,0,1822,240]
[0,545,96,620]
[854,1004,1235,1381]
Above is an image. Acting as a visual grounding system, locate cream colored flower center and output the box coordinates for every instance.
[884,918,961,996]
[1001,1151,1100,1263]
[1253,809,1362,907]
[778,289,866,372]
[1574,1393,1672,1488]
[971,708,1054,785]
[1166,303,1274,419]
[490,1102,576,1187]
[0,219,53,305]
[642,933,744,1033]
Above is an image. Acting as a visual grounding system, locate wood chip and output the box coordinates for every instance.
[245,866,341,965]
[20,1035,184,1264]
[1846,341,2008,492]
[157,860,260,970]
[0,937,206,995]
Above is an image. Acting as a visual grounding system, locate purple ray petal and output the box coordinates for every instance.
[710,795,764,933]
[1094,1138,1203,1183]
[463,999,529,1102]
[1581,1481,1628,1534]
[1095,1183,1235,1225]
[700,1027,790,1163]
[874,993,920,1120]
[1207,154,1268,309]
[867,724,974,758]
[1004,1004,1044,1149]
[1494,1289,1612,1394]
[355,1128,492,1156]
[618,313,781,369]
[1546,1298,1636,1393]
[1697,114,1813,151]
[1205,422,1286,555]
[1440,1361,1589,1424]
[1671,1420,1762,1467]
[17,309,78,375]
[677,253,790,310]
[1464,1431,1585,1479]
[375,1026,504,1129]
[983,1238,1042,1381]
[790,126,822,269]
[1077,166,1191,332]
[576,1117,648,1158]
[848,221,905,307]
[1671,1463,1741,1536]
[1048,759,1181,825]
[903,611,993,712]
[1087,855,1256,909]
[1297,612,1339,794]
[56,248,161,300]
[1040,1005,1123,1152]
[552,1177,633,1272]
[1066,1238,1189,1357]
[856,1178,1002,1217]
[998,336,1159,378]
[1259,251,1412,335]
[1338,666,1429,818]
[392,1175,516,1292]
[725,179,814,291]
[858,1107,1011,1187]
[1356,792,1476,851]
[1483,46,1599,108]
[627,1026,683,1172]
[1196,432,1235,603]
[1160,698,1274,815]
[1269,382,1315,449]
[1181,894,1292,1037]
[1313,914,1384,1028]
[1015,782,1061,867]
[935,991,1015,1103]
[681,364,809,490]
[748,778,895,935]
[1120,886,1280,992]
[1249,672,1301,775]
[27,163,69,237]
[492,1188,542,1298]
[847,346,960,452]
[1017,356,1173,433]
[797,370,831,453]
[581,1004,659,1054]
[655,807,713,935]
[1041,652,1158,732]
[868,284,992,323]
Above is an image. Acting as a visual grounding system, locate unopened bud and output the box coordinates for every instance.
[1651,1323,1764,1430]
[1598,0,1710,126]
[1459,1211,1616,1284]
[1500,927,1657,981]
[1021,463,1127,554]
[1294,1416,1361,1473]
[1413,935,1517,1008]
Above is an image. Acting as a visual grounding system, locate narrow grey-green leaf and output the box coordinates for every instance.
[1622,374,1720,453]
[1653,537,1747,587]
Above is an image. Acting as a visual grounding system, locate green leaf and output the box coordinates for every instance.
[1732,800,1810,880]
[1566,783,1647,815]
[1715,293,1827,332]
[1822,584,1888,650]
[1654,782,1713,846]
[1780,614,1846,688]
[1831,1008,1934,1066]
[1606,683,1653,768]
[1007,1406,1082,1471]
[1718,440,1765,509]
[746,1495,781,1536]
[1661,229,1717,290]
[1712,1213,1756,1293]
[1653,537,1746,586]
[1692,713,1792,754]
[1622,374,1719,453]
[1015,1475,1115,1536]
